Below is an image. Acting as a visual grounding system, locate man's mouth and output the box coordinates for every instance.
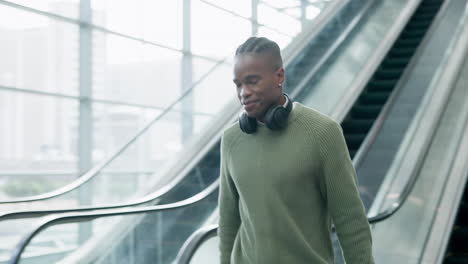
[243,100,259,112]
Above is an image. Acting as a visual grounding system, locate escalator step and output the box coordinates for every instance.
[406,20,432,29]
[351,105,383,119]
[382,58,410,68]
[447,226,468,253]
[402,28,427,37]
[359,91,391,105]
[395,38,421,47]
[445,254,468,264]
[341,119,374,134]
[414,14,437,21]
[455,203,468,225]
[415,6,441,14]
[388,48,416,58]
[368,80,398,91]
[344,134,367,149]
[374,69,404,80]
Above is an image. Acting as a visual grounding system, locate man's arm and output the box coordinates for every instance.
[317,120,374,264]
[218,134,241,264]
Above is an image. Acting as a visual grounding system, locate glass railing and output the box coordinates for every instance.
[7,181,219,264]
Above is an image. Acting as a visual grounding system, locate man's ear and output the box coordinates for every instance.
[276,67,285,86]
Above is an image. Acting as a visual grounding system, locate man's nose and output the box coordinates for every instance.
[239,85,252,99]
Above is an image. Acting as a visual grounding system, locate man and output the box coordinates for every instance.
[218,37,374,264]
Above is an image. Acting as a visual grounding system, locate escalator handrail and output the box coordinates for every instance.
[0,0,358,209]
[7,180,220,264]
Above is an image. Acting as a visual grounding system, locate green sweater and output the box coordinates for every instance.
[218,102,374,264]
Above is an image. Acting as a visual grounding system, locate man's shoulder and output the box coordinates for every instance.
[294,102,340,132]
[221,121,243,148]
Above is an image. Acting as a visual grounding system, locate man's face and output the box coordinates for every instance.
[233,54,284,120]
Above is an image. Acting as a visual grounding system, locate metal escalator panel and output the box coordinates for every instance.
[343,0,443,159]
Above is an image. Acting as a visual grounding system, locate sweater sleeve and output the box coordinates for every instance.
[317,120,374,264]
[218,134,241,264]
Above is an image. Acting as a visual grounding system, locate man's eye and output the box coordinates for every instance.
[248,79,258,85]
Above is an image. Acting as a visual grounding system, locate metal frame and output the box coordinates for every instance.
[198,0,294,38]
[0,85,214,116]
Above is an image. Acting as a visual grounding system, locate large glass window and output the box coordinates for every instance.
[91,0,182,49]
[0,0,320,201]
[92,31,182,108]
[0,4,79,95]
[6,0,79,18]
[192,0,251,59]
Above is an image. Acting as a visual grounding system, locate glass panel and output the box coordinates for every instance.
[257,26,293,48]
[92,103,160,164]
[193,63,235,115]
[258,3,301,36]
[262,0,300,9]
[0,4,79,95]
[92,31,182,108]
[90,0,182,49]
[193,58,220,83]
[192,0,251,59]
[6,0,79,19]
[201,0,251,17]
[14,189,218,264]
[0,91,79,199]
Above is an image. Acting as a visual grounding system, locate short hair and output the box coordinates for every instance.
[235,37,283,69]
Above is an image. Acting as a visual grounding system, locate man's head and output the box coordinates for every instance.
[233,37,285,121]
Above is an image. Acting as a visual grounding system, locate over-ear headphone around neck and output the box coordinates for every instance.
[239,93,293,134]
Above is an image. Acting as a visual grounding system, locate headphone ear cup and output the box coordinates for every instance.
[265,106,288,130]
[239,112,257,134]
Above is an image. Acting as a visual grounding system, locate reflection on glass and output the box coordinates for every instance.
[5,0,79,18]
[193,63,235,115]
[91,0,182,49]
[0,91,78,198]
[258,3,301,36]
[192,57,219,83]
[191,0,251,59]
[257,26,293,48]
[201,0,251,17]
[0,4,79,95]
[92,31,182,108]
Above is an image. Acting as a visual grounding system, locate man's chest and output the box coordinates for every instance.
[228,133,321,195]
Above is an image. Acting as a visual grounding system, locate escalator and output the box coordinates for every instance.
[342,0,443,159]
[445,189,468,264]
[7,0,463,263]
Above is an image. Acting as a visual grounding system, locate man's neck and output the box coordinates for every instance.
[258,94,288,123]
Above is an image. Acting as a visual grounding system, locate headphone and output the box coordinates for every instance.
[239,93,293,134]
